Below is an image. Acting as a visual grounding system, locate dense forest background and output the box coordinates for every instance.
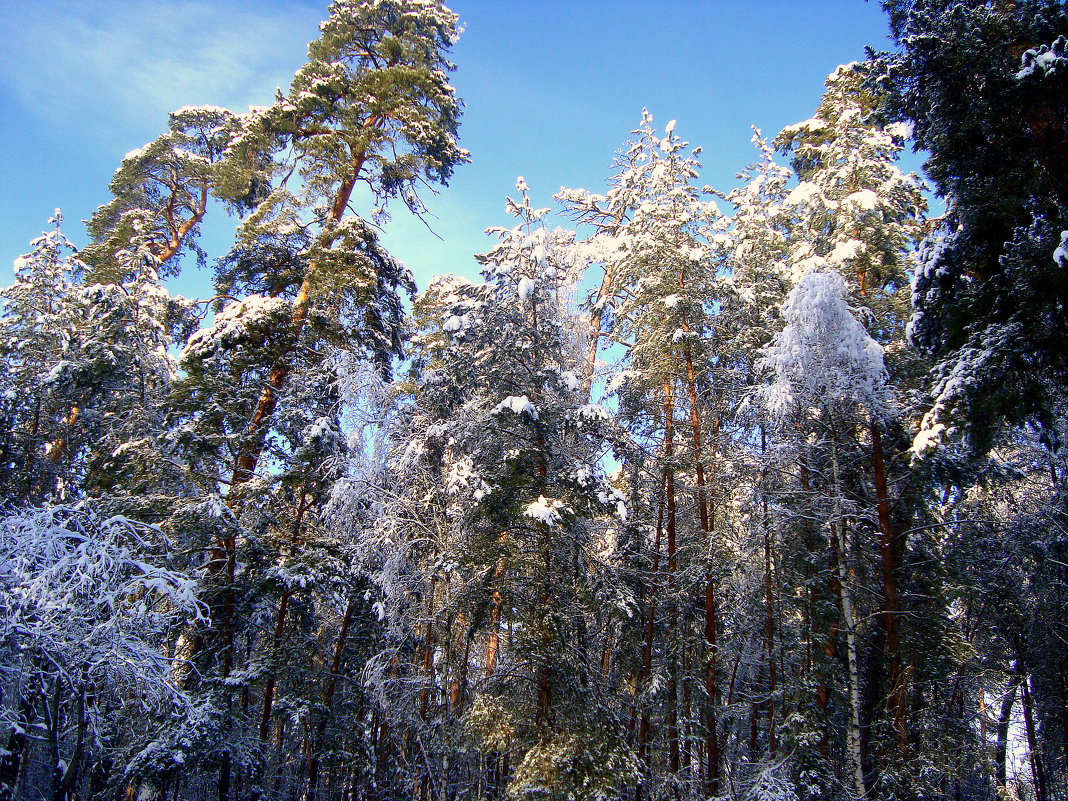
[2,2,1067,800]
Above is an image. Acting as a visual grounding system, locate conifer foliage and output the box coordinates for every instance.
[2,2,1066,800]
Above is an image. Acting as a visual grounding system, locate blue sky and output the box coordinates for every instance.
[0,1,904,297]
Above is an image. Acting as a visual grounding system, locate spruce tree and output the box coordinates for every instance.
[875,0,1068,453]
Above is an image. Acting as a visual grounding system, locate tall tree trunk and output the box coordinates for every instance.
[53,684,85,801]
[306,600,356,801]
[420,578,438,722]
[226,119,379,500]
[801,454,834,760]
[636,478,666,801]
[174,127,384,709]
[682,345,722,797]
[218,752,232,801]
[0,698,31,801]
[762,435,777,754]
[22,399,41,501]
[1021,673,1049,801]
[484,557,505,678]
[450,613,470,713]
[536,536,553,729]
[830,441,866,800]
[1060,657,1068,784]
[995,680,1019,793]
[261,493,311,738]
[871,422,907,751]
[580,260,615,401]
[662,381,681,783]
[260,589,291,739]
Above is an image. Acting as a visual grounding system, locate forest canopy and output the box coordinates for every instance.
[1,2,1067,801]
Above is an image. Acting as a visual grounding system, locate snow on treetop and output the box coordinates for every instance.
[885,121,914,139]
[758,269,887,420]
[575,404,610,421]
[826,61,861,83]
[427,273,476,302]
[182,295,290,360]
[169,105,234,124]
[442,314,468,333]
[171,104,231,115]
[844,188,879,210]
[777,117,828,139]
[1016,36,1067,80]
[828,239,866,266]
[493,395,539,419]
[784,181,829,208]
[517,276,536,302]
[1054,230,1068,266]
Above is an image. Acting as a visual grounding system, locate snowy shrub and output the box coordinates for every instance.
[0,504,203,733]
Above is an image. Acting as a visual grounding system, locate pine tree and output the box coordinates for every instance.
[872,6,1068,793]
[82,105,258,282]
[101,4,468,799]
[396,183,634,800]
[774,63,973,799]
[562,112,731,800]
[757,269,890,801]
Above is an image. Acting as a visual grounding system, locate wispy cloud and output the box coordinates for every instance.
[0,0,320,140]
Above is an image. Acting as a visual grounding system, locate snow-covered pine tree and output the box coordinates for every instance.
[104,3,468,798]
[202,0,467,498]
[713,131,796,790]
[563,112,730,799]
[1,212,190,508]
[873,5,1068,791]
[0,214,85,503]
[723,130,794,378]
[82,105,258,283]
[756,64,978,801]
[768,63,970,800]
[395,182,634,800]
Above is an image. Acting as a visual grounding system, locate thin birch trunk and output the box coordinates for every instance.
[830,441,866,799]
